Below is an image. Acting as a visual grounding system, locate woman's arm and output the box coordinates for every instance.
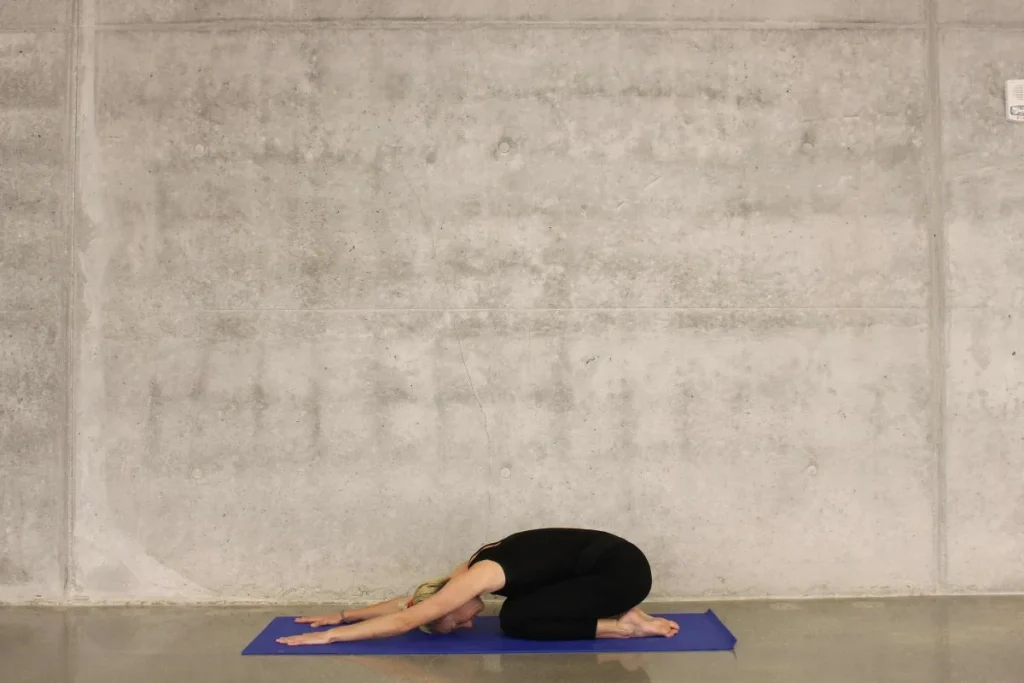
[277,564,502,646]
[295,560,472,627]
[344,596,411,621]
[294,595,411,627]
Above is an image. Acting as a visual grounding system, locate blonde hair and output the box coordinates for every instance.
[409,577,450,633]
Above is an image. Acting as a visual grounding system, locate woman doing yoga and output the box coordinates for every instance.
[277,528,679,646]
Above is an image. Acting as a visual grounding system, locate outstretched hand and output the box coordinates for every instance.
[294,613,346,627]
[277,630,338,646]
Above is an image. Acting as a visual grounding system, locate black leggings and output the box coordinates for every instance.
[497,540,653,641]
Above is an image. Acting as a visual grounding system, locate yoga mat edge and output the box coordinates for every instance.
[242,610,737,656]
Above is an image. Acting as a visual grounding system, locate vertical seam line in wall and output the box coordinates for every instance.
[61,0,82,601]
[924,0,949,593]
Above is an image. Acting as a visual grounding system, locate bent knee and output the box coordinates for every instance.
[616,543,653,605]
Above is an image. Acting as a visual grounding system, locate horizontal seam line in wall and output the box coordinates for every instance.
[88,18,928,32]
[7,19,1024,33]
[153,306,926,313]
[0,26,66,33]
[946,306,1024,310]
[12,305,1017,315]
[941,21,1024,30]
[0,309,65,314]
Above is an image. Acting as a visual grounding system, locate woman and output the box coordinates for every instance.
[277,528,679,645]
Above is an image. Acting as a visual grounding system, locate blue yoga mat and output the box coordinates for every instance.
[242,610,736,656]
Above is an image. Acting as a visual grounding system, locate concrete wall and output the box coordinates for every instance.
[1,0,1021,604]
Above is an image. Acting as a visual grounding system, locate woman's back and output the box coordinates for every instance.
[469,528,626,597]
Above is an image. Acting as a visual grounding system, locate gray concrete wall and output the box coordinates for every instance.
[1,0,1021,604]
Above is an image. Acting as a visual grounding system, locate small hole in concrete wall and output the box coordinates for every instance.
[495,137,516,157]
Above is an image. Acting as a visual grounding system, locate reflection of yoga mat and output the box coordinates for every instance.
[242,610,736,655]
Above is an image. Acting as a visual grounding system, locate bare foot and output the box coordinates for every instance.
[616,608,680,638]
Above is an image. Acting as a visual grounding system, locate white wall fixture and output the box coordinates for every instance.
[1007,80,1024,122]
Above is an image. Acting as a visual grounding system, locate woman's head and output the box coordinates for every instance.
[410,577,485,634]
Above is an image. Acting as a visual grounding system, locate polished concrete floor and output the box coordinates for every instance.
[3,597,1022,683]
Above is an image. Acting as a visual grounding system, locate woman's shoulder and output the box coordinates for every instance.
[454,557,506,594]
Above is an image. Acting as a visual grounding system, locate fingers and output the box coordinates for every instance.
[294,614,339,627]
[276,634,328,646]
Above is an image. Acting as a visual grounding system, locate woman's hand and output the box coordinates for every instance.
[276,629,340,646]
[294,612,346,627]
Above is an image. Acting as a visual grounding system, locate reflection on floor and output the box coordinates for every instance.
[4,597,1023,683]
